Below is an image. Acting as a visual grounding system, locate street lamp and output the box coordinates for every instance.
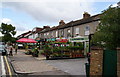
[88,34,94,63]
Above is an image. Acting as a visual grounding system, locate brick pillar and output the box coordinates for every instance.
[117,49,120,77]
[90,48,103,76]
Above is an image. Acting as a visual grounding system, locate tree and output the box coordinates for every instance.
[0,23,17,43]
[92,6,120,50]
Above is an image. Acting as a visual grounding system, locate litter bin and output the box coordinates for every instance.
[85,63,90,77]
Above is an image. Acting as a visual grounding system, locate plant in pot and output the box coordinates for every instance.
[25,49,32,55]
[32,47,39,57]
[40,50,45,56]
[43,45,52,60]
[52,47,61,58]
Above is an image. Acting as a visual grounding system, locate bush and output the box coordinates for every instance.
[67,46,84,50]
[43,45,52,56]
[32,48,39,57]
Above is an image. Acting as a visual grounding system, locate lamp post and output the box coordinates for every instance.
[88,34,94,63]
[85,34,94,77]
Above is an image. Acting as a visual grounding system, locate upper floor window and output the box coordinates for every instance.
[47,32,49,35]
[61,30,64,36]
[85,26,90,31]
[67,29,70,33]
[40,34,42,37]
[67,29,71,37]
[85,26,90,35]
[56,31,58,37]
[51,32,53,37]
[75,27,79,34]
[44,33,46,37]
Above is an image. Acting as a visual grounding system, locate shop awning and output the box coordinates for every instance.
[56,39,68,43]
[47,38,56,41]
[16,38,37,43]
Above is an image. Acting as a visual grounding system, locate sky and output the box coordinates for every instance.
[0,0,119,37]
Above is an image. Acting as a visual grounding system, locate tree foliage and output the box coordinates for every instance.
[0,23,17,43]
[92,6,120,50]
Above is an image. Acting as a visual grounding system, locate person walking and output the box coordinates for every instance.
[15,44,18,54]
[9,44,13,56]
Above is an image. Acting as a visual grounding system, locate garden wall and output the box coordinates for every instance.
[90,48,120,76]
[90,48,103,76]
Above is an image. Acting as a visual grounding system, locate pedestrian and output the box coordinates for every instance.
[15,44,18,54]
[9,44,13,56]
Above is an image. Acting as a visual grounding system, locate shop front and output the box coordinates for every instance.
[70,36,89,56]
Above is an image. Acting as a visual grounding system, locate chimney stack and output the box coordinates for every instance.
[43,26,50,29]
[83,12,91,19]
[59,20,65,25]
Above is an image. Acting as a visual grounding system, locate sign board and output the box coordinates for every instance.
[70,36,89,42]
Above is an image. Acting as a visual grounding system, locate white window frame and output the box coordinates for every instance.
[56,31,58,37]
[75,27,79,34]
[61,30,64,36]
[85,26,90,35]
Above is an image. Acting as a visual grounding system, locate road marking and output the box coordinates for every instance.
[1,56,6,76]
[4,56,12,77]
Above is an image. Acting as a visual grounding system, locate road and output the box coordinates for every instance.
[0,55,17,77]
[0,52,88,76]
[0,55,2,76]
[44,58,88,75]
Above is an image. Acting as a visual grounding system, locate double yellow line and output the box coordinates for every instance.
[4,56,12,77]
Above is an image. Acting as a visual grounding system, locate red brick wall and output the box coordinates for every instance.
[90,49,103,75]
[90,49,119,76]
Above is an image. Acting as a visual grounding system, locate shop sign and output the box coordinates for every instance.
[70,37,88,42]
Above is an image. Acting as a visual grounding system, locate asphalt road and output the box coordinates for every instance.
[0,55,2,76]
[0,55,18,77]
[43,58,88,75]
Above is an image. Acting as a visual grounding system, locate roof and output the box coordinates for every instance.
[39,28,50,33]
[59,14,101,29]
[17,31,31,38]
[36,14,101,33]
[32,27,43,33]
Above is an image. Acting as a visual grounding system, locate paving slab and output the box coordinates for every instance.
[9,50,69,75]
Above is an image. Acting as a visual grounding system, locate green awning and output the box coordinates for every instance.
[47,38,56,41]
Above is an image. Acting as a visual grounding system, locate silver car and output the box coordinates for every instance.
[0,44,7,55]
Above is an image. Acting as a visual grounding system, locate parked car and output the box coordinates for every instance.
[18,44,24,49]
[0,44,7,56]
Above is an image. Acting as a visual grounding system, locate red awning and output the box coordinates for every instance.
[16,38,37,43]
[56,39,68,43]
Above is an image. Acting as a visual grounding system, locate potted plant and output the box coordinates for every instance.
[43,45,52,60]
[32,47,39,57]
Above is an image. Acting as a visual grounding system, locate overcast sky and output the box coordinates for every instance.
[0,0,119,37]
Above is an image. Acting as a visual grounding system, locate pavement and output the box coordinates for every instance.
[8,49,69,75]
[43,58,87,75]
